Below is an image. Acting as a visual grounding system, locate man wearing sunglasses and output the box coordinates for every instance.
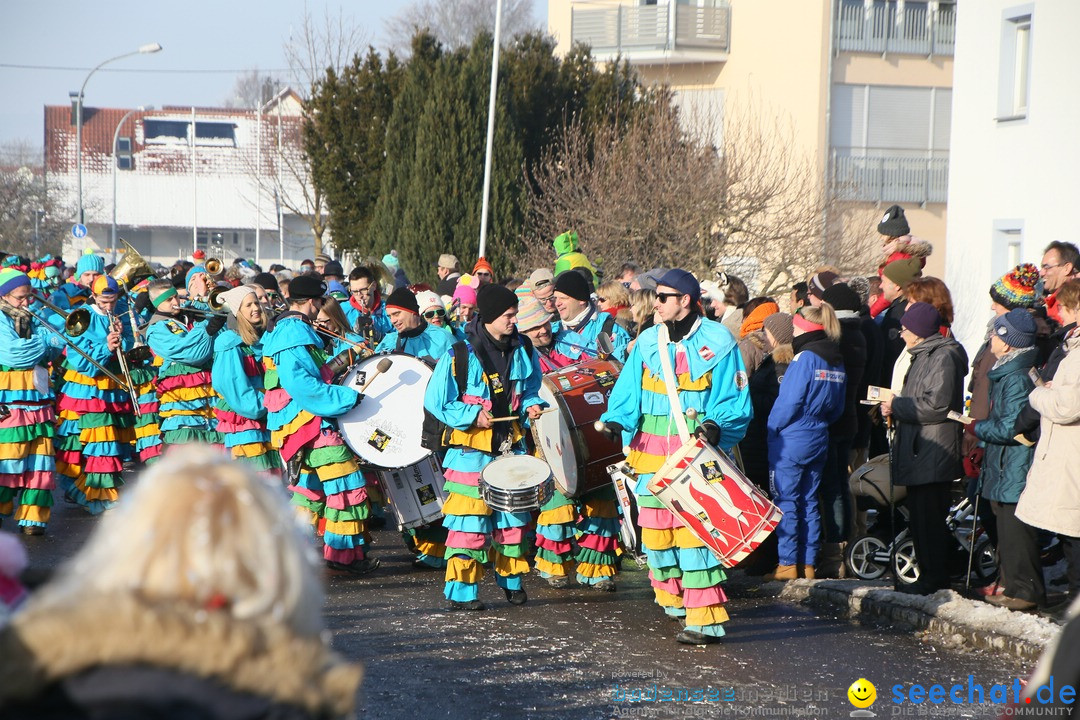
[551,270,630,362]
[599,269,752,645]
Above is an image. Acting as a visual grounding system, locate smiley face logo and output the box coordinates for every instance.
[848,678,877,709]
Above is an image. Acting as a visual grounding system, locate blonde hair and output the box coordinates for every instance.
[597,280,630,308]
[319,296,351,336]
[233,285,264,347]
[24,446,325,637]
[1057,279,1080,312]
[800,303,842,342]
[629,288,656,336]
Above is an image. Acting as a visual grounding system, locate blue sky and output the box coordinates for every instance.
[0,0,548,148]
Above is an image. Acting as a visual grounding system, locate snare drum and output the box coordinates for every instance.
[378,455,449,530]
[533,359,624,497]
[647,437,782,568]
[337,354,433,468]
[479,455,554,513]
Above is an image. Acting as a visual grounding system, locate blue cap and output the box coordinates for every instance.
[185,265,206,289]
[656,269,701,303]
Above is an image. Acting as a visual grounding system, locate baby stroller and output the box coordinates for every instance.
[845,455,999,587]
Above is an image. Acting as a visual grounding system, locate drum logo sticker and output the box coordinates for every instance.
[700,461,723,483]
[368,429,392,452]
[595,371,615,388]
[735,370,748,391]
[416,484,436,505]
[353,371,368,388]
[558,376,572,391]
[584,391,604,405]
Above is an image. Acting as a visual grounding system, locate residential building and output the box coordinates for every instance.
[944,0,1079,356]
[547,0,955,284]
[44,88,326,268]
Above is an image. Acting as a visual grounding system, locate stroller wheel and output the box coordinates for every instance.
[845,535,890,580]
[891,536,921,585]
[972,535,1000,583]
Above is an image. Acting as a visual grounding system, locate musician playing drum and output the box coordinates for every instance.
[262,275,378,577]
[551,270,631,363]
[424,284,546,611]
[599,269,751,645]
[517,293,622,591]
[0,269,63,535]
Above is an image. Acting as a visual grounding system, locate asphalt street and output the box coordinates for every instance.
[8,472,1035,719]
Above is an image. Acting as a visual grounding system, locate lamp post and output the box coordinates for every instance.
[111,106,150,264]
[75,43,162,226]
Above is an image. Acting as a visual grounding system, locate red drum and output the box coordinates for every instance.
[647,437,782,568]
[532,359,624,497]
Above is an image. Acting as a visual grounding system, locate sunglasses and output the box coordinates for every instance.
[656,292,684,303]
[423,309,446,319]
[475,271,492,277]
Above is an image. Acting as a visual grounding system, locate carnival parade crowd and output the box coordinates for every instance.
[0,206,1079,716]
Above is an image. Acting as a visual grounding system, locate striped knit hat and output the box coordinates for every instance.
[989,263,1039,310]
[0,269,30,298]
[515,287,552,332]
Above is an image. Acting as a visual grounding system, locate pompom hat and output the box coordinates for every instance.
[989,263,1039,310]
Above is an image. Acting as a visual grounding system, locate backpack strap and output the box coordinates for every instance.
[600,314,616,339]
[452,340,469,398]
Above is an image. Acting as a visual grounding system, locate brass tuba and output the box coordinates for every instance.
[359,257,395,297]
[110,241,157,289]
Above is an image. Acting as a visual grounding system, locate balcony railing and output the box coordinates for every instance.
[571,3,731,62]
[831,149,949,205]
[837,2,955,56]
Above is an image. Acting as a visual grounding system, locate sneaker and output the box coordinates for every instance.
[20,525,44,536]
[972,581,1004,598]
[447,599,486,612]
[505,588,528,606]
[544,575,570,589]
[591,578,617,592]
[326,557,381,577]
[675,629,722,645]
[984,594,1037,612]
[411,558,440,570]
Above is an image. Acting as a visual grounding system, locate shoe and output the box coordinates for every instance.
[326,557,381,576]
[544,575,570,589]
[895,580,948,596]
[763,564,798,581]
[505,588,528,605]
[19,525,44,536]
[675,629,722,645]
[367,516,387,530]
[984,594,1037,611]
[592,578,617,592]
[798,565,816,579]
[63,491,78,505]
[411,557,440,570]
[447,599,486,611]
[972,581,1004,598]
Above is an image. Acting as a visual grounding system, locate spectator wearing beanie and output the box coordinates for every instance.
[472,257,494,286]
[737,298,779,376]
[880,302,968,595]
[970,309,1043,611]
[382,251,410,289]
[376,287,452,365]
[807,272,839,306]
[423,281,546,611]
[452,276,478,327]
[552,270,631,362]
[878,257,923,390]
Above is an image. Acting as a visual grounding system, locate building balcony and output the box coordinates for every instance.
[836,2,955,57]
[831,149,949,205]
[571,2,730,65]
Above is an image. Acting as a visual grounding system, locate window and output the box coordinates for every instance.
[992,222,1024,278]
[142,119,238,146]
[143,119,189,144]
[116,137,131,153]
[115,135,133,171]
[195,122,237,147]
[997,6,1034,121]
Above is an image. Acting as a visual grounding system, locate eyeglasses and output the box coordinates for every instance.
[423,309,446,319]
[1042,263,1062,271]
[656,292,684,303]
[351,287,372,295]
[537,294,556,305]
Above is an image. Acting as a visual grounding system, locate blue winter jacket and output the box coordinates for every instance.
[767,336,847,464]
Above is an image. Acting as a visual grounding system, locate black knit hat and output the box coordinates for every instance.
[477,283,518,322]
[385,286,419,315]
[289,274,327,300]
[253,272,280,294]
[323,260,344,277]
[553,270,591,302]
[821,282,861,312]
[877,205,910,237]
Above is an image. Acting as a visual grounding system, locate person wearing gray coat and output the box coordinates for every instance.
[882,302,968,595]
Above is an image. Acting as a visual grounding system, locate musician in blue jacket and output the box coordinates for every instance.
[551,271,631,362]
[375,287,452,364]
[765,304,847,581]
[424,284,546,611]
[600,269,751,645]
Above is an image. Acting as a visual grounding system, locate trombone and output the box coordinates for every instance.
[25,298,130,390]
[107,311,143,417]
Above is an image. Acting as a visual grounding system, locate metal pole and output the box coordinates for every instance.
[191,106,197,255]
[277,103,284,266]
[111,107,139,264]
[255,101,262,266]
[477,0,504,260]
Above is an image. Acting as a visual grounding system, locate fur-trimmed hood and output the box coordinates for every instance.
[0,592,362,719]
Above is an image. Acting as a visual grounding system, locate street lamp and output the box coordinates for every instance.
[75,42,162,226]
[111,106,150,264]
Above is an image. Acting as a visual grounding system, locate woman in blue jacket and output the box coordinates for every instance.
[766,304,847,580]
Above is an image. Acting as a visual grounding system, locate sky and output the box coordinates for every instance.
[0,0,548,149]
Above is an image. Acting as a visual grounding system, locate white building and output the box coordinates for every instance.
[945,0,1080,356]
[45,89,328,268]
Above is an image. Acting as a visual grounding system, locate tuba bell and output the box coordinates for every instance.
[110,241,156,289]
[205,257,223,276]
[360,257,396,297]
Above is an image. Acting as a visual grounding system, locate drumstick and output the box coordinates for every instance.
[358,358,393,394]
[488,408,557,422]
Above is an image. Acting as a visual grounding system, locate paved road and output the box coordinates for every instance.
[9,478,1034,719]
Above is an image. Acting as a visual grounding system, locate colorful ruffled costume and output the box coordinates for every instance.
[601,316,751,639]
[423,319,546,604]
[145,313,221,448]
[263,314,372,568]
[211,329,282,480]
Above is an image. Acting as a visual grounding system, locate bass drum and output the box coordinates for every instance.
[532,358,624,497]
[337,353,433,468]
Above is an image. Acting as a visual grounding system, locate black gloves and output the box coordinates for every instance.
[353,393,365,408]
[598,421,624,444]
[695,420,721,448]
[204,314,227,337]
[134,292,152,314]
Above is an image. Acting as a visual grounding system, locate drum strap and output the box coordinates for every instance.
[656,323,691,443]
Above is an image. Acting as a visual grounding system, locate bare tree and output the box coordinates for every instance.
[520,99,871,296]
[284,4,369,99]
[384,0,540,53]
[224,69,284,110]
[0,150,74,258]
